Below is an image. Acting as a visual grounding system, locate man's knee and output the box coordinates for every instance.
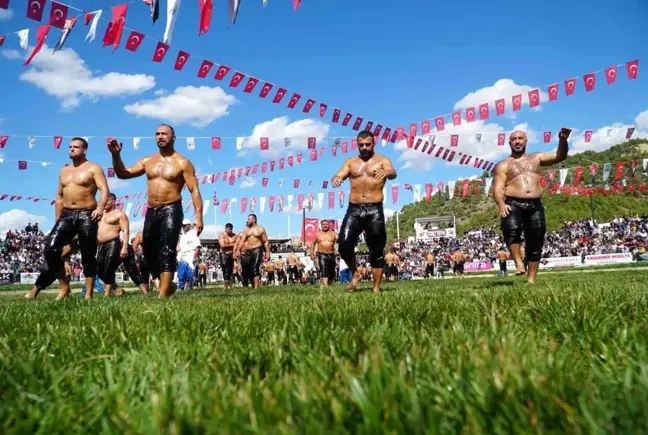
[159,246,178,273]
[369,249,385,269]
[338,239,355,258]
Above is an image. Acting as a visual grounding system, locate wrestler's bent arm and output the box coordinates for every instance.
[55,175,64,220]
[119,212,130,256]
[382,157,398,180]
[111,150,147,179]
[331,159,352,185]
[93,165,110,213]
[492,162,508,213]
[539,129,570,166]
[182,160,204,231]
[234,233,248,257]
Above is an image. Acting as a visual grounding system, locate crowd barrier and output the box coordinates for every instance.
[466,252,635,273]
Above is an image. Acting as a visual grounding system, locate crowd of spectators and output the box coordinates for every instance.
[1,216,647,285]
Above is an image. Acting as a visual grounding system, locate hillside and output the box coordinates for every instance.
[387,138,648,241]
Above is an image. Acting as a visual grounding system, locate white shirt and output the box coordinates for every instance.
[339,258,348,271]
[177,229,201,265]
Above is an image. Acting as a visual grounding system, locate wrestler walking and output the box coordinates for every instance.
[218,223,237,289]
[96,193,129,296]
[492,128,571,283]
[309,219,338,287]
[109,124,203,298]
[384,249,400,281]
[331,130,397,293]
[233,214,270,289]
[29,137,109,300]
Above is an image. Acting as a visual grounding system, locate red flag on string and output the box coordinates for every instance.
[0,36,5,47]
[332,109,340,123]
[260,137,269,150]
[26,0,45,21]
[24,24,51,66]
[564,78,576,95]
[626,127,635,139]
[278,158,284,170]
[211,137,221,150]
[479,103,490,120]
[293,179,300,188]
[287,155,294,166]
[614,161,625,181]
[512,94,522,111]
[341,142,348,153]
[125,31,145,51]
[296,153,302,164]
[107,168,115,178]
[452,112,461,126]
[495,99,505,115]
[270,161,275,171]
[583,73,596,91]
[102,4,128,50]
[174,50,190,71]
[199,0,213,35]
[605,66,617,84]
[309,149,317,161]
[434,117,445,131]
[49,1,68,28]
[273,88,287,103]
[259,82,273,98]
[240,197,247,213]
[229,72,245,87]
[197,60,214,78]
[262,178,268,187]
[421,120,430,135]
[391,185,398,204]
[352,117,363,131]
[584,130,593,143]
[351,140,358,150]
[243,77,259,93]
[364,121,374,132]
[626,60,639,79]
[342,113,352,126]
[465,107,476,122]
[528,89,540,107]
[214,65,230,80]
[293,0,301,11]
[450,135,459,147]
[54,136,63,149]
[573,167,583,186]
[287,93,301,108]
[152,42,169,62]
[84,12,94,25]
[18,161,27,170]
[547,84,559,101]
[319,103,327,118]
[303,99,315,113]
[307,137,316,149]
[543,132,551,143]
[497,133,505,146]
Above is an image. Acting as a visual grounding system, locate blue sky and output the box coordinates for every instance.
[1,0,647,239]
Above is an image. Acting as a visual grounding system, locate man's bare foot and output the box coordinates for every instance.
[527,279,536,284]
[347,270,362,293]
[515,270,526,276]
[372,288,382,294]
[160,282,177,299]
[56,290,71,300]
[25,287,40,299]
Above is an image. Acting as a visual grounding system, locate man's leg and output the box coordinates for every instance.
[77,211,99,300]
[42,213,76,300]
[364,205,387,293]
[122,246,148,293]
[501,200,525,275]
[177,262,187,290]
[252,249,263,289]
[156,202,183,298]
[337,205,363,292]
[99,240,122,297]
[142,208,161,291]
[523,200,547,283]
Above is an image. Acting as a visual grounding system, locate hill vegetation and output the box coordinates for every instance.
[387,138,648,241]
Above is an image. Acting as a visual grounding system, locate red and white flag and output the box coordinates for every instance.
[584,130,593,143]
[564,78,576,96]
[512,94,522,111]
[626,60,639,79]
[543,132,551,143]
[497,133,505,146]
[214,65,230,80]
[421,120,430,135]
[342,113,352,126]
[272,88,287,103]
[260,137,269,150]
[174,50,190,71]
[211,137,221,150]
[125,31,145,51]
[259,82,273,98]
[24,24,50,66]
[229,72,245,87]
[199,0,213,35]
[465,107,476,122]
[152,41,169,62]
[287,93,301,108]
[332,109,340,123]
[102,3,128,50]
[303,98,315,113]
[547,83,559,101]
[49,1,68,28]
[479,103,490,120]
[528,89,540,107]
[452,112,461,126]
[605,66,617,84]
[54,136,63,149]
[26,0,45,21]
[319,103,327,118]
[243,77,259,93]
[495,98,505,115]
[450,135,459,147]
[197,60,214,78]
[583,73,596,91]
[434,116,445,131]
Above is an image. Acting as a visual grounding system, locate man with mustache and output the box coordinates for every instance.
[492,128,571,283]
[233,214,270,289]
[331,130,397,293]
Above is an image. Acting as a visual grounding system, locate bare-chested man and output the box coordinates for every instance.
[452,249,465,278]
[264,261,276,286]
[109,124,203,298]
[286,253,299,284]
[233,214,270,289]
[496,247,509,277]
[275,255,286,285]
[331,130,397,293]
[384,248,399,281]
[310,219,338,287]
[425,251,435,278]
[96,193,129,297]
[218,223,237,289]
[493,128,571,283]
[28,137,109,300]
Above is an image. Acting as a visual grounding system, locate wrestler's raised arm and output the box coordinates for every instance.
[538,128,571,166]
[91,164,110,221]
[331,158,352,187]
[108,140,147,179]
[492,161,510,218]
[181,158,204,235]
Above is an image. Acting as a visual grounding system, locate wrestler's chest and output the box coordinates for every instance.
[61,170,94,187]
[507,160,539,178]
[146,161,183,180]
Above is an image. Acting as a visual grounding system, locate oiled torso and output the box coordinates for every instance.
[219,233,237,254]
[287,254,298,266]
[504,154,543,199]
[348,156,387,204]
[241,226,265,250]
[426,254,435,264]
[265,262,275,272]
[315,230,337,254]
[144,154,186,206]
[59,163,99,209]
[385,253,399,265]
[275,260,285,270]
[97,209,122,243]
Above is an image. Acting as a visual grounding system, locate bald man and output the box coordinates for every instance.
[492,128,571,283]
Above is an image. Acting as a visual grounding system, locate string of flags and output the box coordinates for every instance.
[0,0,639,154]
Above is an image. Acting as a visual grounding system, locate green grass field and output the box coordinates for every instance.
[2,271,648,434]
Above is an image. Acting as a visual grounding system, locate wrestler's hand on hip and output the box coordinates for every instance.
[558,128,572,139]
[331,176,343,188]
[194,219,204,235]
[499,204,512,217]
[91,208,103,221]
[107,140,122,154]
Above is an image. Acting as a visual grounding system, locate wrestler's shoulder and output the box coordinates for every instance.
[172,153,196,168]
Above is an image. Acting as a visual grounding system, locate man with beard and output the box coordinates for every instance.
[233,214,270,289]
[492,128,571,283]
[218,223,237,289]
[309,219,338,287]
[31,137,109,300]
[331,130,397,293]
[96,193,129,297]
[109,124,203,298]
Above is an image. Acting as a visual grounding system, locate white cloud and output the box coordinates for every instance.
[0,9,13,20]
[128,219,145,235]
[635,109,648,129]
[123,86,237,127]
[14,45,155,109]
[0,209,47,237]
[384,208,398,220]
[1,49,21,60]
[154,89,168,96]
[239,177,257,188]
[107,178,130,190]
[453,78,549,115]
[237,116,330,158]
[570,124,648,154]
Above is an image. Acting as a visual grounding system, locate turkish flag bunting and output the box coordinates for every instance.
[497,133,505,146]
[328,192,335,209]
[293,179,300,188]
[54,136,63,149]
[309,149,317,161]
[421,142,429,154]
[222,171,228,181]
[243,77,259,93]
[352,117,363,131]
[268,196,274,212]
[18,161,27,170]
[307,137,316,149]
[214,65,230,80]
[102,4,128,50]
[495,99,505,115]
[262,178,268,187]
[425,183,433,201]
[303,99,315,113]
[220,199,228,214]
[351,140,358,150]
[24,24,50,66]
[434,117,445,131]
[260,137,269,150]
[245,166,250,176]
[152,42,170,62]
[465,107,476,122]
[584,130,593,143]
[252,164,258,174]
[435,147,443,157]
[259,82,273,98]
[125,31,145,51]
[341,141,348,153]
[391,185,398,204]
[319,103,327,118]
[450,135,459,147]
[614,161,625,181]
[459,155,466,165]
[365,121,374,132]
[287,93,301,109]
[406,137,414,149]
[342,113,352,126]
[322,181,328,188]
[414,139,422,150]
[605,66,617,84]
[528,89,540,107]
[49,2,68,28]
[26,0,45,21]
[271,88,287,103]
[288,155,294,166]
[396,127,405,139]
[174,50,190,71]
[626,127,635,139]
[409,123,417,137]
[382,127,391,141]
[270,160,275,171]
[197,60,214,78]
[626,60,639,79]
[512,94,522,111]
[296,153,302,163]
[237,168,243,178]
[278,158,284,170]
[0,36,5,47]
[107,168,115,178]
[543,132,551,143]
[303,218,318,242]
[583,73,596,91]
[240,197,247,213]
[421,120,430,135]
[448,151,456,162]
[211,137,221,149]
[373,125,382,138]
[479,103,490,120]
[199,0,213,35]
[574,167,584,186]
[331,145,337,156]
[229,72,245,87]
[547,84,559,101]
[464,155,471,165]
[452,112,461,126]
[332,109,341,123]
[564,78,576,96]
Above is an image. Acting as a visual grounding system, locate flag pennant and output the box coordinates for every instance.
[0,36,5,47]
[54,136,63,149]
[18,160,27,170]
[303,98,315,113]
[543,132,551,143]
[307,137,316,149]
[319,103,327,118]
[243,77,259,93]
[626,60,639,79]
[26,0,45,21]
[293,0,301,11]
[174,50,190,71]
[365,121,374,132]
[260,137,269,150]
[272,88,287,103]
[605,66,617,84]
[421,120,430,135]
[465,107,476,122]
[197,60,214,78]
[102,4,128,50]
[124,30,144,52]
[450,135,459,147]
[547,84,559,101]
[479,103,490,120]
[211,137,221,150]
[24,24,50,66]
[150,0,160,23]
[259,82,273,98]
[54,16,77,52]
[342,113,352,126]
[229,0,241,25]
[229,72,245,87]
[497,133,506,146]
[494,99,505,115]
[214,65,230,80]
[287,93,301,109]
[49,1,68,29]
[512,94,522,111]
[565,78,576,96]
[583,73,596,91]
[528,89,540,107]
[434,117,445,131]
[584,130,593,143]
[352,117,363,130]
[152,41,169,62]
[199,0,213,35]
[85,11,101,42]
[626,127,635,139]
[452,112,461,126]
[0,136,8,148]
[163,0,180,44]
